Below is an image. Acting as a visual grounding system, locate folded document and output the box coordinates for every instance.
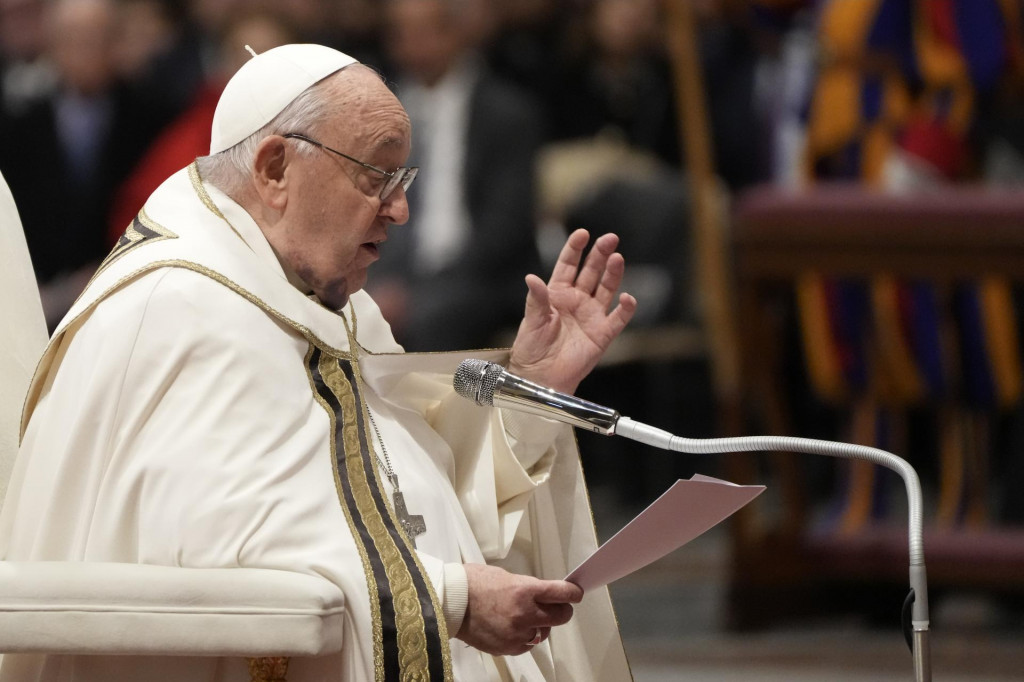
[566,474,765,590]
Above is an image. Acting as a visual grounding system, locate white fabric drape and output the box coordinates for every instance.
[0,169,47,502]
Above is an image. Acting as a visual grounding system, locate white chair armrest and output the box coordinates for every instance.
[0,562,345,656]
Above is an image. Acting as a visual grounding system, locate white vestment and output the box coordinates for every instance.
[0,170,47,503]
[0,164,631,681]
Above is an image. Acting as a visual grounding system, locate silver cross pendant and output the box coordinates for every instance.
[391,488,426,547]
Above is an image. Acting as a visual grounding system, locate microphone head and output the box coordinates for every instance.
[453,359,504,406]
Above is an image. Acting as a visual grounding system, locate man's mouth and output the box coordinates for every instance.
[362,237,385,255]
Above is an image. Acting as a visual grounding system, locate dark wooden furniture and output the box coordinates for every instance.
[727,183,1024,628]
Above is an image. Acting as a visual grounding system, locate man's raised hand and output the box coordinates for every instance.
[508,229,637,395]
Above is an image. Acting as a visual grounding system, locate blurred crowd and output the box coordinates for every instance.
[0,0,784,340]
[5,1,1024,606]
[3,0,1024,348]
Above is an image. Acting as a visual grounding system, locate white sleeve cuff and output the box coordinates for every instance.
[500,408,566,470]
[442,563,469,637]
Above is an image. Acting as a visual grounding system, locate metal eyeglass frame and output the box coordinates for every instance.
[282,132,418,200]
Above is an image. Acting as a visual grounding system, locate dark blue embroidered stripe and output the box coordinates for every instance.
[337,359,446,681]
[308,347,446,680]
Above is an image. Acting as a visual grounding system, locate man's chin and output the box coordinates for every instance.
[322,274,375,311]
[315,283,352,311]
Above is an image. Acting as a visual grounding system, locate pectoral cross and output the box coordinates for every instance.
[390,476,426,547]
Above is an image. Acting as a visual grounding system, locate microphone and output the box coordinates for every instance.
[452,358,933,681]
[452,359,619,434]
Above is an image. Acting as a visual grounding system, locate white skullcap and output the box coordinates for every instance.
[210,44,359,154]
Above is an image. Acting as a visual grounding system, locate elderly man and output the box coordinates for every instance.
[0,45,635,681]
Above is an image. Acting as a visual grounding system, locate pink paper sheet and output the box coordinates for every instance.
[566,474,765,591]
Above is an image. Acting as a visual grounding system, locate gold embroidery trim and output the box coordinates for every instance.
[93,208,177,281]
[189,160,252,244]
[322,350,435,680]
[189,161,225,219]
[247,656,289,682]
[339,356,432,679]
[24,258,352,438]
[81,259,349,353]
[306,346,384,678]
[343,339,453,681]
[309,341,452,681]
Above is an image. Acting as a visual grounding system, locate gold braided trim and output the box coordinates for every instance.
[306,345,385,678]
[344,347,453,680]
[324,351,430,680]
[317,351,389,678]
[22,257,353,441]
[91,208,177,288]
[308,340,451,681]
[247,656,290,682]
[189,161,227,221]
[85,260,350,355]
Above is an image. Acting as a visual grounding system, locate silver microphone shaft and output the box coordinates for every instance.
[491,370,619,434]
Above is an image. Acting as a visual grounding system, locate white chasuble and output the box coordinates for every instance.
[0,164,631,682]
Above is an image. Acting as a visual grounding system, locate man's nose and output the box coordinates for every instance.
[380,187,410,225]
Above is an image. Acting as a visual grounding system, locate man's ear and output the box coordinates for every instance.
[251,136,290,210]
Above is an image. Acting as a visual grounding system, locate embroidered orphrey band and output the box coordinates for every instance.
[307,345,452,681]
[94,209,177,279]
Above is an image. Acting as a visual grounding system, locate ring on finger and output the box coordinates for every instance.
[525,628,543,646]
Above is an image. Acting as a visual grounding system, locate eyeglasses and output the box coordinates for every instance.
[282,132,418,201]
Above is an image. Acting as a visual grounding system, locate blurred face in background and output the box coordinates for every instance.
[385,0,465,87]
[218,11,297,78]
[48,0,117,95]
[187,0,246,36]
[592,0,659,61]
[0,0,48,60]
[113,0,177,79]
[331,0,380,39]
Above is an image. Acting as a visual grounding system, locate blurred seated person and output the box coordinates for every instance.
[369,0,544,352]
[111,0,205,118]
[107,8,296,242]
[537,132,693,326]
[533,0,697,328]
[0,0,56,119]
[0,0,172,329]
[547,0,680,168]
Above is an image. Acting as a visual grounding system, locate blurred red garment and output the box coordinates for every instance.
[898,113,970,180]
[107,79,225,244]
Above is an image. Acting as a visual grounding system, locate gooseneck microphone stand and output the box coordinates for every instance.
[452,358,932,680]
[614,418,932,682]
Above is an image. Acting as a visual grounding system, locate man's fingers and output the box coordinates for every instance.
[534,578,584,604]
[458,566,585,656]
[534,601,574,627]
[522,273,550,317]
[516,275,552,353]
[608,292,638,333]
[548,228,591,286]
[572,233,619,295]
[593,251,626,308]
